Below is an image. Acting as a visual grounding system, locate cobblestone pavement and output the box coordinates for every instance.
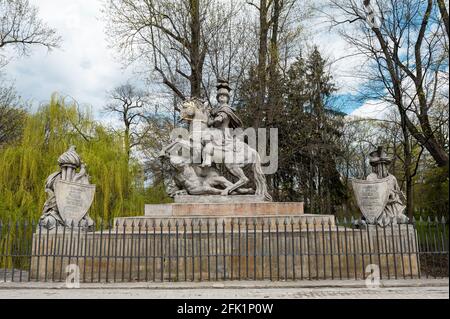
[0,280,448,299]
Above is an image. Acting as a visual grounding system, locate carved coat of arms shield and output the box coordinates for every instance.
[351,178,390,224]
[54,179,95,225]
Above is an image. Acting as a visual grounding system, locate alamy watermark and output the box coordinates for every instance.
[167,123,279,175]
[65,264,80,288]
[365,264,381,289]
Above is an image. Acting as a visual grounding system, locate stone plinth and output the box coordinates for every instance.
[144,201,304,217]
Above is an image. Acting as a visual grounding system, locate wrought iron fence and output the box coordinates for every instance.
[0,216,448,283]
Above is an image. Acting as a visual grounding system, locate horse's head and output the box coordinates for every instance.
[179,97,210,123]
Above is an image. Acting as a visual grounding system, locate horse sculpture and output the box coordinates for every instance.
[160,98,272,201]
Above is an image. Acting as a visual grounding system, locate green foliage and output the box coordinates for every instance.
[143,182,173,205]
[0,84,26,146]
[238,47,346,214]
[0,95,166,223]
[414,165,449,217]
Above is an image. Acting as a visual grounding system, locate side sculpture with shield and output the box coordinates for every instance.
[39,146,95,230]
[352,146,409,226]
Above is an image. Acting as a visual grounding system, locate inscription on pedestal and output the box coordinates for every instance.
[55,180,95,225]
[352,178,390,223]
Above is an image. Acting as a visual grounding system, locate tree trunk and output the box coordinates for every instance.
[254,0,269,128]
[189,0,202,98]
[437,0,450,39]
[400,107,449,167]
[267,0,281,126]
[401,118,414,219]
[309,157,315,214]
[420,135,449,168]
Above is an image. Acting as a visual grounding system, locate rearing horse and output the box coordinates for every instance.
[171,98,272,201]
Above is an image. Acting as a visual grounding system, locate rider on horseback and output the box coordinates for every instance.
[201,79,243,168]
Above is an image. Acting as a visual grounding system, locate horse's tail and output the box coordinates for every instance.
[253,152,272,201]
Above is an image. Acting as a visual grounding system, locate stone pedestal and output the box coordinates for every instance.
[29,196,420,282]
[135,197,308,233]
[144,199,304,217]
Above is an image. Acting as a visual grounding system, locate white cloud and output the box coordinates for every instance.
[306,2,368,96]
[3,0,132,116]
[309,31,365,95]
[346,99,394,120]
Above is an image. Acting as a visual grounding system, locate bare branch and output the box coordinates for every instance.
[0,0,61,64]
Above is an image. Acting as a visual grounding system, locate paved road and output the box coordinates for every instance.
[0,286,448,299]
[0,280,448,299]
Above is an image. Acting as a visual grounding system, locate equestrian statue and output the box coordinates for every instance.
[160,79,272,201]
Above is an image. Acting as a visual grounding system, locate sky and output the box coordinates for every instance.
[3,0,382,120]
[4,0,133,120]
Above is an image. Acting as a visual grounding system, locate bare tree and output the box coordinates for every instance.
[246,0,307,128]
[0,0,61,66]
[204,9,257,106]
[325,0,449,168]
[103,0,244,102]
[104,83,149,161]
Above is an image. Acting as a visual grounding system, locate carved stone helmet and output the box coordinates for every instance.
[216,78,231,101]
[369,146,391,166]
[58,145,81,169]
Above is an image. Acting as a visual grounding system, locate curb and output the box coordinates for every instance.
[0,279,448,290]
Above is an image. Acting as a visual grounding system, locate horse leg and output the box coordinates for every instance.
[221,165,249,196]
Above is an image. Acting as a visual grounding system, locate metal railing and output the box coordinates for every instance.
[0,216,448,283]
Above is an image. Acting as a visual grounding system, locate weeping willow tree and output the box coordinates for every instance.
[0,95,174,269]
[0,95,151,223]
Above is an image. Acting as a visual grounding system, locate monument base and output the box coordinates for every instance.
[30,224,419,282]
[144,200,304,217]
[29,199,420,282]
